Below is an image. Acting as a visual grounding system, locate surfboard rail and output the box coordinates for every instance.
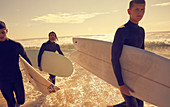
[19,56,60,94]
[70,37,170,107]
[25,50,73,77]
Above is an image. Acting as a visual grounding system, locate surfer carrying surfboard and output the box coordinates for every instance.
[38,31,64,84]
[110,0,146,107]
[0,21,32,107]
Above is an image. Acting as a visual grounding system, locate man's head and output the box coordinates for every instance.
[0,21,7,29]
[129,0,145,10]
[128,0,146,24]
[0,21,8,41]
[48,31,58,42]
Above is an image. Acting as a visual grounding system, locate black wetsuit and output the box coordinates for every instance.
[38,40,64,84]
[111,21,145,107]
[0,38,32,107]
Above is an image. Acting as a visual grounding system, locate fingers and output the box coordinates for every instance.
[125,85,134,93]
[120,85,134,96]
[39,67,42,71]
[128,87,134,93]
[123,89,132,96]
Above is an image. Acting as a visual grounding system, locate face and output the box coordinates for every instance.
[128,3,145,24]
[0,28,8,41]
[49,33,57,42]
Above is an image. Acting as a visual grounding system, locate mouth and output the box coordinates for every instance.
[137,15,142,18]
[50,38,56,40]
[0,37,4,39]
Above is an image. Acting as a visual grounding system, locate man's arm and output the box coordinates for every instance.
[141,27,145,49]
[111,28,125,86]
[56,44,64,56]
[111,27,134,96]
[38,43,45,68]
[18,43,32,65]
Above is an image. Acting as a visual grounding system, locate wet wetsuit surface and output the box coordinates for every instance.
[0,39,32,82]
[0,38,32,106]
[111,20,145,86]
[111,21,145,107]
[38,40,64,68]
[38,40,64,84]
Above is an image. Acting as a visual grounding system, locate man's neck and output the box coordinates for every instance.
[50,40,55,43]
[129,19,139,24]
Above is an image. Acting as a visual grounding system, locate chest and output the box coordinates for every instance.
[124,28,144,48]
[0,43,19,60]
[44,43,59,52]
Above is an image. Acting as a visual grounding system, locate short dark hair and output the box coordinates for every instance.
[129,0,145,9]
[0,21,7,29]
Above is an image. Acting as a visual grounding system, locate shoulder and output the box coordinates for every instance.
[55,43,60,47]
[139,26,145,32]
[117,25,125,31]
[7,39,24,51]
[115,24,129,36]
[8,39,22,47]
[138,26,145,36]
[42,41,49,46]
[7,39,16,43]
[44,40,49,44]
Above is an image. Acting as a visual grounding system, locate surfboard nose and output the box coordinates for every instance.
[72,38,78,44]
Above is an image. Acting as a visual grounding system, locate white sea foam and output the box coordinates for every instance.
[16,31,170,48]
[1,31,169,107]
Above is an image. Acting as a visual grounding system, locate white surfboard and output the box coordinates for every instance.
[25,49,73,77]
[70,38,170,107]
[41,51,73,77]
[19,56,60,94]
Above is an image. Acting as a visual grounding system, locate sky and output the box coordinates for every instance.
[1,0,170,39]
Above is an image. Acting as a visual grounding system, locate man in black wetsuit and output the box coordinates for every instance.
[0,21,32,107]
[109,0,146,107]
[38,31,64,85]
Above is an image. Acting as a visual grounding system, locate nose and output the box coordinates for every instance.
[138,9,144,14]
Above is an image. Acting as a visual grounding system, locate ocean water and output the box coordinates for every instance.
[0,31,170,107]
[14,31,170,48]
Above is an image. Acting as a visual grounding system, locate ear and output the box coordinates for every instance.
[6,29,8,33]
[128,9,131,15]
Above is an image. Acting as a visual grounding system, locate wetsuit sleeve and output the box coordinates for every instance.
[111,28,126,86]
[141,27,145,49]
[38,43,46,67]
[56,44,64,56]
[18,43,32,65]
